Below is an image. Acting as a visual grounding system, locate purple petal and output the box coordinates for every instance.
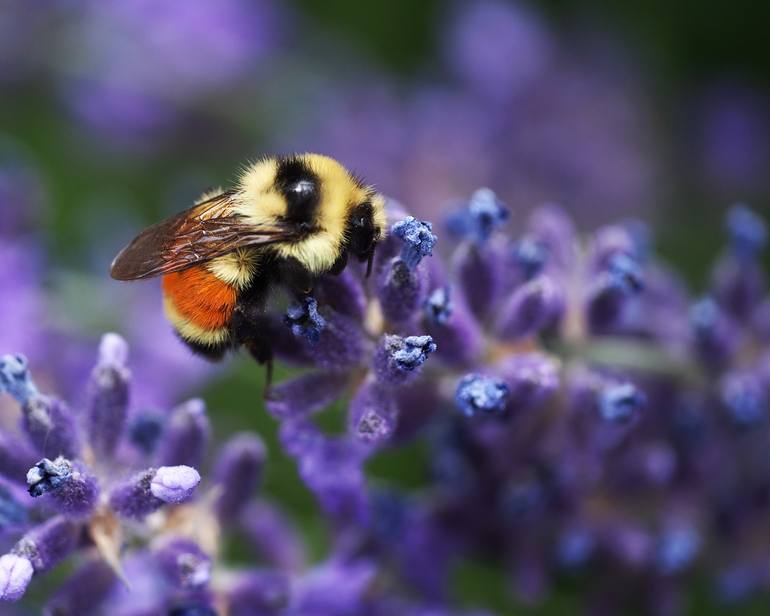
[0,554,32,601]
[150,465,201,504]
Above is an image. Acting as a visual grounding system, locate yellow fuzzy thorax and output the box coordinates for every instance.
[234,153,385,275]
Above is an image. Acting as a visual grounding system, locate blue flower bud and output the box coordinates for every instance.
[392,216,437,269]
[0,354,37,404]
[127,412,164,455]
[21,395,80,460]
[373,335,436,385]
[26,458,71,497]
[598,382,645,424]
[512,236,549,280]
[606,252,644,293]
[556,527,596,569]
[424,286,453,325]
[720,371,767,428]
[377,257,428,324]
[726,203,766,258]
[656,525,700,574]
[455,374,510,417]
[284,297,326,343]
[447,188,509,245]
[110,465,200,519]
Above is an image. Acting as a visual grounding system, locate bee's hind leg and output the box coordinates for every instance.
[230,305,274,396]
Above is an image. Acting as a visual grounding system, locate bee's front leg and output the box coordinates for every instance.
[276,257,315,297]
[230,302,274,392]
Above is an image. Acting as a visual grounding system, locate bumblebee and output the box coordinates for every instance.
[111,154,386,367]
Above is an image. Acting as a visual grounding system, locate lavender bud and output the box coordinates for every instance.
[156,539,211,589]
[556,527,596,569]
[606,252,645,293]
[424,287,484,367]
[128,412,164,455]
[213,433,266,521]
[447,187,509,245]
[512,236,549,280]
[495,275,561,341]
[455,374,510,417]
[451,240,507,320]
[720,371,767,428]
[315,269,367,321]
[158,399,210,468]
[0,354,38,404]
[690,297,737,368]
[26,457,98,518]
[86,333,130,459]
[527,203,577,270]
[284,296,326,343]
[726,203,766,258]
[498,353,560,413]
[424,286,453,325]
[21,395,79,460]
[151,466,201,503]
[308,312,367,372]
[373,335,436,386]
[110,465,200,519]
[12,515,79,572]
[598,382,646,424]
[349,380,399,446]
[712,255,766,321]
[391,216,437,269]
[656,525,701,574]
[265,372,348,420]
[377,257,428,324]
[0,554,32,601]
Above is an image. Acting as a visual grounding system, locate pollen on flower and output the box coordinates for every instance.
[284,297,326,342]
[392,216,438,270]
[455,373,510,417]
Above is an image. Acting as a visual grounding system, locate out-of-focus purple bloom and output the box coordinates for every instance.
[598,382,646,424]
[0,554,32,602]
[455,374,510,418]
[157,399,211,468]
[447,188,509,246]
[213,433,266,521]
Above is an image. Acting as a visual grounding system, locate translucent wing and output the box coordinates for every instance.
[110,191,295,280]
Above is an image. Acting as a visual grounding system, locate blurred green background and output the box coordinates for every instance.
[1,0,770,613]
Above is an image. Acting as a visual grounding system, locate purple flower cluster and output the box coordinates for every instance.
[254,195,770,613]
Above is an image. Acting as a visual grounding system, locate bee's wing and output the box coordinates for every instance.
[110,191,296,280]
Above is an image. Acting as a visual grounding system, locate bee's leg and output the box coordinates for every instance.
[230,303,274,395]
[276,257,315,297]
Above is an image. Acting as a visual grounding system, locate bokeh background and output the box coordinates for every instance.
[1,0,770,613]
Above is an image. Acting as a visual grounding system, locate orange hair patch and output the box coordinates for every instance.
[162,265,237,330]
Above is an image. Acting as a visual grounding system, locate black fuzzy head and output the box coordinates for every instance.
[275,156,320,231]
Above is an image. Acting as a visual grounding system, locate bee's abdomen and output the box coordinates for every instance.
[162,265,237,349]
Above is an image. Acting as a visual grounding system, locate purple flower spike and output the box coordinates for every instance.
[0,433,37,485]
[0,554,32,601]
[151,465,201,504]
[26,457,98,518]
[726,203,766,258]
[309,312,367,372]
[598,382,646,424]
[0,354,37,404]
[213,433,266,521]
[12,516,79,572]
[496,275,561,341]
[447,188,509,245]
[656,525,701,575]
[0,484,27,531]
[266,372,348,420]
[455,374,510,417]
[284,297,326,343]
[44,559,116,615]
[392,216,437,270]
[86,333,130,459]
[498,353,560,413]
[156,539,211,589]
[452,238,507,320]
[374,335,436,386]
[527,204,577,271]
[606,252,645,293]
[239,501,307,572]
[349,380,399,446]
[158,399,210,468]
[424,288,484,367]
